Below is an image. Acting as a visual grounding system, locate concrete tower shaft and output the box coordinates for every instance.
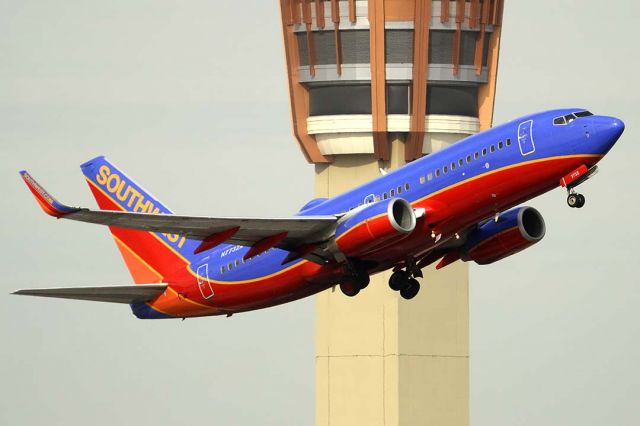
[278,2,505,425]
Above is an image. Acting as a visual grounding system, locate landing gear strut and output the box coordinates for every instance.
[388,269,421,300]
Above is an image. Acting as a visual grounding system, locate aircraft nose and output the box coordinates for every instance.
[611,117,625,139]
[594,116,625,151]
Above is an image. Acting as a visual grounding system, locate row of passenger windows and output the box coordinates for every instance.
[377,183,411,202]
[219,248,275,274]
[347,137,512,211]
[419,138,512,183]
[348,182,412,211]
[553,110,593,125]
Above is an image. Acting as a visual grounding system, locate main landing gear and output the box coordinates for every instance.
[339,273,369,297]
[339,261,370,297]
[566,190,586,208]
[388,270,421,300]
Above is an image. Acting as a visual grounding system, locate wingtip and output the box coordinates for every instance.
[20,171,79,218]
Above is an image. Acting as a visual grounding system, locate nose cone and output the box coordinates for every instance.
[594,116,625,152]
[611,117,625,140]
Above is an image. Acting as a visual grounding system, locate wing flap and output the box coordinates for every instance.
[11,284,168,304]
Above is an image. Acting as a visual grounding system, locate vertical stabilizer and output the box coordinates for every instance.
[80,156,197,283]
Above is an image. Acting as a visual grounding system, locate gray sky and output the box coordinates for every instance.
[1,1,638,425]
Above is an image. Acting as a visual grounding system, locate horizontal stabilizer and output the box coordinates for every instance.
[11,284,167,304]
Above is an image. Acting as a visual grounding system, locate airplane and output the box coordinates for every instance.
[13,108,624,319]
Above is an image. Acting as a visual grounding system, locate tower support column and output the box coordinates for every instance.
[314,140,469,426]
[278,1,505,424]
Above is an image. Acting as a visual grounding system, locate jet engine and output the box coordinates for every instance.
[334,198,417,257]
[462,206,546,265]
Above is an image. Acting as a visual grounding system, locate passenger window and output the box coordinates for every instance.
[383,192,388,200]
[458,159,464,167]
[375,195,380,202]
[435,169,440,177]
[466,155,471,163]
[443,165,448,173]
[490,145,495,153]
[482,148,487,156]
[498,141,504,149]
[235,259,240,267]
[397,186,402,194]
[404,183,410,191]
[228,263,233,270]
[474,152,479,160]
[506,138,512,146]
[419,175,425,184]
[220,265,226,273]
[451,162,456,170]
[390,189,395,197]
[427,172,433,181]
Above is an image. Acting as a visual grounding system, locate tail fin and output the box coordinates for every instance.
[80,156,198,283]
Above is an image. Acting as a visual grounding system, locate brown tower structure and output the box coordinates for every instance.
[279,1,504,424]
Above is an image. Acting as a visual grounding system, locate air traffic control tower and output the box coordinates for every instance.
[278,1,504,424]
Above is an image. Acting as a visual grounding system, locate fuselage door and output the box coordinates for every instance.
[517,120,535,156]
[197,262,214,299]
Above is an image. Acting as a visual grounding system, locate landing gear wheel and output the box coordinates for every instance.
[400,279,420,300]
[340,282,360,297]
[567,193,579,208]
[354,273,370,290]
[389,270,410,291]
[576,194,586,208]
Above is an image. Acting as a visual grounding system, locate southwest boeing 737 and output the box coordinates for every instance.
[14,109,624,319]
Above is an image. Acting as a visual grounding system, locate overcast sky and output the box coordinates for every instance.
[1,1,638,425]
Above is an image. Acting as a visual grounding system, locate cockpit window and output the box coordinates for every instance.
[553,110,592,125]
[574,110,593,117]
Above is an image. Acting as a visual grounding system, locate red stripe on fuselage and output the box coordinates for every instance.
[351,154,601,272]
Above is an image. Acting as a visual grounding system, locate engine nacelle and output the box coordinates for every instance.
[335,198,417,257]
[462,206,546,265]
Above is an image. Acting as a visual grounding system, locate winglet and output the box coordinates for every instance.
[19,171,80,218]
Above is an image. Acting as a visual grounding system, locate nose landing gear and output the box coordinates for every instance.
[567,191,586,208]
[561,165,597,209]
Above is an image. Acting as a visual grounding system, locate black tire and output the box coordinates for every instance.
[400,279,420,300]
[577,194,586,208]
[356,274,370,290]
[340,282,360,297]
[567,194,578,208]
[389,270,410,291]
